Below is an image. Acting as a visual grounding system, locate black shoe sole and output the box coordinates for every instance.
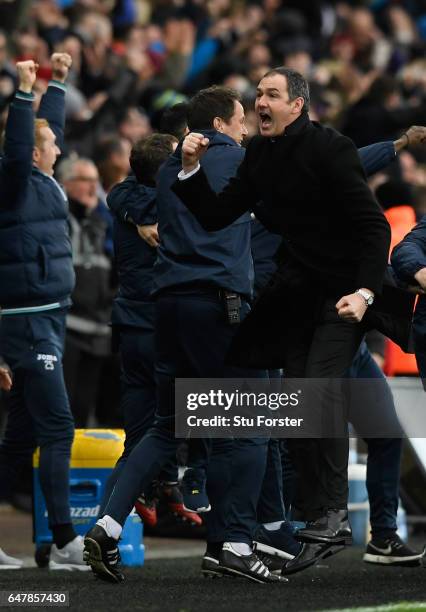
[202,568,224,578]
[218,564,286,584]
[83,537,124,584]
[282,544,345,576]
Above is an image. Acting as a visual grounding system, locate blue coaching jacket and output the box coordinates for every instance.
[391,216,426,384]
[0,84,74,310]
[153,130,253,299]
[107,176,157,328]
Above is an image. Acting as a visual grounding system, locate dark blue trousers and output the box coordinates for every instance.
[347,341,402,539]
[102,291,268,544]
[0,310,74,527]
[202,436,286,545]
[99,324,177,515]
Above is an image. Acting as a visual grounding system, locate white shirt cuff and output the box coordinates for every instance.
[178,164,201,180]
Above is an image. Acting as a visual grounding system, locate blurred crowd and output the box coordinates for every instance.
[0,0,425,427]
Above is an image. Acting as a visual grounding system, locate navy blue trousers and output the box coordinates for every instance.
[203,435,285,544]
[102,292,268,544]
[347,341,402,539]
[0,310,74,527]
[99,324,177,515]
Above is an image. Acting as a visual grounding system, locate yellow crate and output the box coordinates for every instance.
[33,429,125,468]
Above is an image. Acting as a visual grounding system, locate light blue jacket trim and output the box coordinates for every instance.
[1,302,61,315]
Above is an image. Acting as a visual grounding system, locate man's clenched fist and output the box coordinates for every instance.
[182,132,210,174]
[405,126,426,147]
[51,52,72,83]
[336,292,368,323]
[16,60,38,94]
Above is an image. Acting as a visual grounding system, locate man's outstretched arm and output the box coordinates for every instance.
[358,126,426,177]
[0,60,37,204]
[38,53,72,151]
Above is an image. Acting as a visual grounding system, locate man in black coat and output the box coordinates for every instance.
[173,67,392,571]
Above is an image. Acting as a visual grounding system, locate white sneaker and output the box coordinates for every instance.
[0,548,23,570]
[49,536,91,571]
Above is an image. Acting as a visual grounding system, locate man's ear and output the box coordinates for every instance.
[32,147,39,165]
[213,116,223,132]
[292,97,305,114]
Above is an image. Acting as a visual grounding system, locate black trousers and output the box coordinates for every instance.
[282,296,365,521]
[63,333,106,428]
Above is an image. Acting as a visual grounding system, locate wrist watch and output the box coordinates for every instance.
[356,289,374,306]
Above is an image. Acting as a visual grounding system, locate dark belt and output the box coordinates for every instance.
[156,283,244,325]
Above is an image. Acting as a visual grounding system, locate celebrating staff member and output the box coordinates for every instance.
[0,56,88,570]
[173,67,391,571]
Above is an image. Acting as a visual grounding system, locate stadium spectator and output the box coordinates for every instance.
[0,30,16,113]
[58,156,116,427]
[93,136,131,195]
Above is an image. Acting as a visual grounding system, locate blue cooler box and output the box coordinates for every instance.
[33,429,144,566]
[348,463,370,546]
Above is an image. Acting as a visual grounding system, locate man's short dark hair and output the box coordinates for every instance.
[159,102,189,140]
[262,67,310,112]
[187,86,241,132]
[130,133,177,185]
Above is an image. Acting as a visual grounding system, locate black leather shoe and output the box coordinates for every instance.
[219,545,287,584]
[296,509,352,545]
[281,542,345,576]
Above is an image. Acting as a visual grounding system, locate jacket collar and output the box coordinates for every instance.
[273,111,311,140]
[173,129,238,159]
[199,129,238,147]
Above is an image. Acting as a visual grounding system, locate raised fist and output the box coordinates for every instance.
[405,126,426,147]
[181,132,209,173]
[50,52,72,83]
[16,60,38,93]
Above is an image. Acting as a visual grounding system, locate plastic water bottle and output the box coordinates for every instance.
[348,438,358,465]
[397,502,408,541]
